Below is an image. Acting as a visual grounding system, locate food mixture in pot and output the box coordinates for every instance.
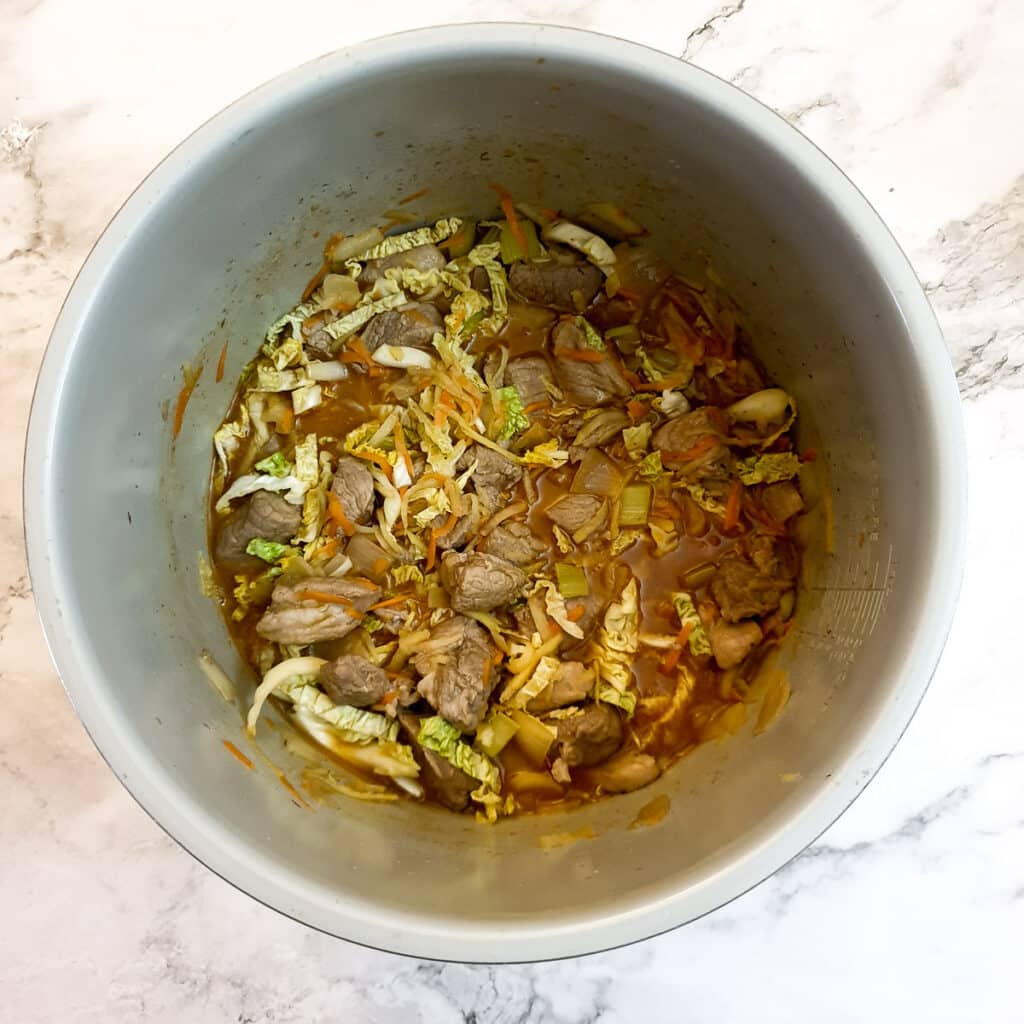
[206,198,810,819]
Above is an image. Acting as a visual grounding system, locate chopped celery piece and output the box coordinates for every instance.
[498,218,541,263]
[606,324,641,342]
[555,562,589,598]
[507,708,556,765]
[682,562,716,589]
[619,484,652,526]
[475,710,519,757]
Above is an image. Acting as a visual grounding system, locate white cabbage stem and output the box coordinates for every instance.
[246,656,326,737]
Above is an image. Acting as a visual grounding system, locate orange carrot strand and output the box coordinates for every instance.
[723,480,743,531]
[215,340,229,383]
[398,187,429,206]
[172,364,203,441]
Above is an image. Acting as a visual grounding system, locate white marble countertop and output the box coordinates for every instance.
[3,2,1021,1020]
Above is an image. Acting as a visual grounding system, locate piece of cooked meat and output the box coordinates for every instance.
[587,751,661,793]
[479,520,546,566]
[255,576,381,644]
[527,661,595,713]
[544,493,607,533]
[362,301,443,352]
[760,481,804,524]
[569,409,631,461]
[459,444,522,514]
[302,309,343,356]
[358,244,446,287]
[509,259,603,312]
[319,654,392,707]
[414,616,497,732]
[708,618,764,669]
[710,540,793,622]
[550,703,623,767]
[440,551,527,613]
[507,355,558,410]
[470,445,522,494]
[215,491,302,565]
[330,455,375,524]
[550,319,630,405]
[398,713,477,811]
[652,407,731,479]
[435,494,482,552]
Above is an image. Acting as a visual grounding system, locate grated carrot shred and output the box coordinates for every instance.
[723,480,743,531]
[489,182,528,254]
[297,590,364,617]
[398,187,429,205]
[393,421,413,478]
[556,347,604,363]
[327,492,356,536]
[172,364,203,441]
[215,340,229,383]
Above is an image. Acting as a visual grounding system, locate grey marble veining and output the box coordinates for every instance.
[2,2,1021,1020]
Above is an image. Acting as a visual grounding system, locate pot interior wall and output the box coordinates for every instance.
[47,43,937,937]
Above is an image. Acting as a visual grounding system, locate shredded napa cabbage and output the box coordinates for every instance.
[444,288,489,342]
[434,317,485,387]
[390,565,425,586]
[372,345,434,370]
[682,482,727,516]
[635,345,665,383]
[509,655,562,709]
[595,578,639,699]
[530,580,584,640]
[637,451,663,481]
[494,385,529,440]
[265,296,323,347]
[245,538,294,563]
[298,446,333,547]
[595,682,637,716]
[609,530,643,556]
[323,290,408,347]
[649,518,679,557]
[213,405,250,475]
[231,567,280,622]
[417,716,501,792]
[281,680,400,743]
[576,316,605,350]
[622,422,652,461]
[737,452,802,485]
[467,242,509,329]
[383,265,463,298]
[215,472,307,512]
[255,363,312,392]
[294,434,319,488]
[521,440,569,468]
[264,334,307,371]
[552,524,574,554]
[672,593,713,657]
[254,452,291,477]
[542,220,617,275]
[355,218,462,261]
[292,382,323,414]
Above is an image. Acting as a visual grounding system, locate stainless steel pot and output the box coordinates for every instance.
[24,24,966,961]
